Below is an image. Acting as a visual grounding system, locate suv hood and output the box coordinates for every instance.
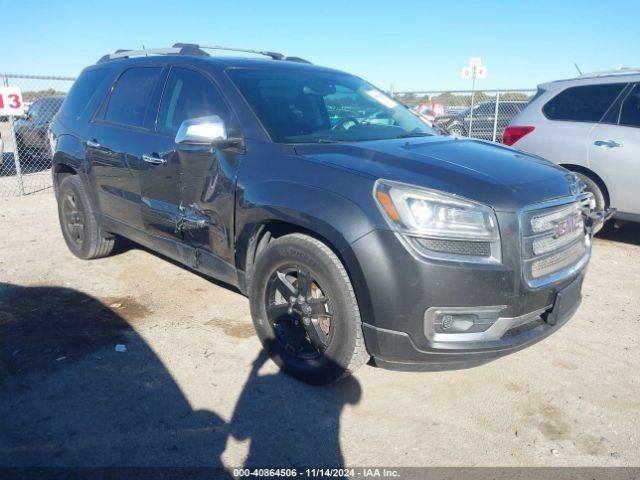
[295,136,574,211]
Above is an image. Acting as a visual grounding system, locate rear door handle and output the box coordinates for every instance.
[142,154,166,165]
[86,139,100,148]
[594,139,620,148]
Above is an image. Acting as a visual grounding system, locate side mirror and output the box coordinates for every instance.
[175,115,227,145]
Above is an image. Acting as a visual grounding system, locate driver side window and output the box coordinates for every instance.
[157,67,230,135]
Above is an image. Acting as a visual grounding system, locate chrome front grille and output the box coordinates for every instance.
[520,196,591,288]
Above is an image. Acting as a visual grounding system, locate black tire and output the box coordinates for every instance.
[575,172,607,213]
[57,175,115,259]
[248,233,369,384]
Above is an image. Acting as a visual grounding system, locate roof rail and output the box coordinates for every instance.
[578,67,640,78]
[97,43,311,64]
[97,44,208,63]
[176,43,312,63]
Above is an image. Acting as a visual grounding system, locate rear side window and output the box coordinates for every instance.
[619,84,640,128]
[157,67,230,135]
[543,83,626,122]
[60,68,109,119]
[104,67,162,128]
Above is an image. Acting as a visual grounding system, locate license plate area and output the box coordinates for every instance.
[547,275,584,325]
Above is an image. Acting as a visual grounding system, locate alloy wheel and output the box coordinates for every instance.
[265,266,333,359]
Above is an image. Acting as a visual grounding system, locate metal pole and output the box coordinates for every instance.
[3,75,24,196]
[468,66,476,138]
[492,91,500,142]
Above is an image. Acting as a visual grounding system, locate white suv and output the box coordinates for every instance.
[505,69,640,223]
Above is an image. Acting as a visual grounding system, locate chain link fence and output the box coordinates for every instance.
[1,73,76,197]
[393,89,537,142]
[0,74,536,197]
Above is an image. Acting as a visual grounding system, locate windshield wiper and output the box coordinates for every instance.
[316,138,340,143]
[395,132,434,139]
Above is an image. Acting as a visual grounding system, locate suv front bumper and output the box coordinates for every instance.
[350,228,587,371]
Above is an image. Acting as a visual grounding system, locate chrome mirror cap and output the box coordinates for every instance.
[175,115,227,145]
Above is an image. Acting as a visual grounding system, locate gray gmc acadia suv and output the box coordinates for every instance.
[50,43,607,383]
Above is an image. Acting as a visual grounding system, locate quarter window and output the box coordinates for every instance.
[619,84,640,128]
[60,68,110,119]
[104,67,162,128]
[543,83,626,122]
[157,68,230,135]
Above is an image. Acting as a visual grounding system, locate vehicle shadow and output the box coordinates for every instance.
[596,221,640,247]
[0,283,361,473]
[229,345,361,467]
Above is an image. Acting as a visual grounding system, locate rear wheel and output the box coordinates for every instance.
[248,233,369,384]
[57,175,115,259]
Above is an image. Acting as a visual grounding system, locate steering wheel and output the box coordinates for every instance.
[331,117,360,131]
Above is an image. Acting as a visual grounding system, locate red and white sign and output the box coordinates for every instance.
[0,86,25,116]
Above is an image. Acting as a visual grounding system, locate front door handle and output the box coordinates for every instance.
[142,154,166,166]
[86,139,100,148]
[594,139,621,148]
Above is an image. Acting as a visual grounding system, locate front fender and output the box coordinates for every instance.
[235,180,379,323]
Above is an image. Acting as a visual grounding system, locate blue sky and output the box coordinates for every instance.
[1,0,638,91]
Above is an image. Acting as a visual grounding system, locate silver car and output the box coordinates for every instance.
[505,69,640,223]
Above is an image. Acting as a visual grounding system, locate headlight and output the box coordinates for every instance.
[374,179,501,263]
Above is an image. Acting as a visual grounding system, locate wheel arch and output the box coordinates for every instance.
[235,182,379,325]
[51,134,91,196]
[240,217,377,330]
[560,163,610,206]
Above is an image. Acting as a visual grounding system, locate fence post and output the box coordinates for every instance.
[492,91,500,142]
[468,90,475,138]
[3,75,24,196]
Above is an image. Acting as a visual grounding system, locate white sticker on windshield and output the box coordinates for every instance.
[365,89,399,109]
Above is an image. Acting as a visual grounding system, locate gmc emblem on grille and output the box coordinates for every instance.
[555,217,579,237]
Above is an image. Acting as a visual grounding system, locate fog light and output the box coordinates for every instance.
[440,314,475,332]
[425,305,506,341]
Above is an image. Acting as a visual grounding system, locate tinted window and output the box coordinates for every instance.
[60,68,109,119]
[543,83,626,122]
[228,68,433,143]
[619,84,640,128]
[104,67,162,128]
[157,68,230,135]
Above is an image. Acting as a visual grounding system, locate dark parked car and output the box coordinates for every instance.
[50,44,607,384]
[14,95,64,170]
[434,100,528,140]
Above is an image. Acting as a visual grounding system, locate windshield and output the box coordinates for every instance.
[227,68,435,143]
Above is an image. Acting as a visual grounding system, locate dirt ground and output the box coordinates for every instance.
[1,193,639,469]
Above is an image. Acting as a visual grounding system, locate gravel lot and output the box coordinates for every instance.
[1,193,638,468]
